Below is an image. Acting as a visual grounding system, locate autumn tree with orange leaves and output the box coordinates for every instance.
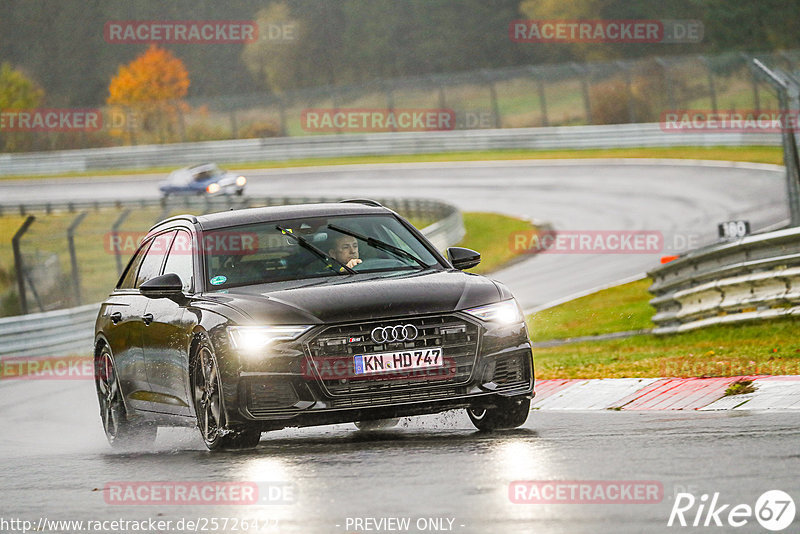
[108,45,190,144]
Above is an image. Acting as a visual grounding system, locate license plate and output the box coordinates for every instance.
[354,348,443,376]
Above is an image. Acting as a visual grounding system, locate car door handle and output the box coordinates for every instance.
[142,313,154,326]
[110,312,122,324]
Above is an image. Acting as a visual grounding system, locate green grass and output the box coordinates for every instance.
[0,146,784,181]
[453,212,536,275]
[529,278,655,342]
[724,380,756,396]
[530,278,800,379]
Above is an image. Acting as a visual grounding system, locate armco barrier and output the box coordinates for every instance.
[0,123,781,176]
[648,226,800,334]
[0,198,464,358]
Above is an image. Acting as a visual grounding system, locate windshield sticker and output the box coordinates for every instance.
[210,275,227,286]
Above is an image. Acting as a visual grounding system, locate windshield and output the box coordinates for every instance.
[203,214,440,289]
[192,165,224,182]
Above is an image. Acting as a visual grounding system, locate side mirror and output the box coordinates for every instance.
[446,247,481,270]
[140,273,184,296]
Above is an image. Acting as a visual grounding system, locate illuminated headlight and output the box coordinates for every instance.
[235,176,247,187]
[228,325,313,352]
[206,183,221,194]
[464,299,524,324]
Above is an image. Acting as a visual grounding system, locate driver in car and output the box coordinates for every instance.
[328,234,362,269]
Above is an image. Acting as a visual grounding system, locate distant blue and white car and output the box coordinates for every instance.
[159,163,247,197]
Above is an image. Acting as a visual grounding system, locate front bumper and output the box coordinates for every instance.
[217,313,534,431]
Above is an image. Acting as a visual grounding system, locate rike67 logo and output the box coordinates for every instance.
[668,490,795,531]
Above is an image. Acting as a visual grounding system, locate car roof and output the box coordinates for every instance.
[160,202,393,231]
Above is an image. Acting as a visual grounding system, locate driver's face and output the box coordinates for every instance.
[329,236,359,264]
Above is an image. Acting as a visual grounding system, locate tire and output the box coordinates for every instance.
[95,345,157,450]
[354,418,400,431]
[191,338,261,451]
[467,395,530,431]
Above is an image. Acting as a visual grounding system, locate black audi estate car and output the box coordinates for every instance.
[94,200,535,450]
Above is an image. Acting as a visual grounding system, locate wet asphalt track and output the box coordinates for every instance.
[1,379,799,534]
[0,159,789,311]
[1,160,798,533]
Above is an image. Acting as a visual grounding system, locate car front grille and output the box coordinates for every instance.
[328,386,466,408]
[306,314,480,397]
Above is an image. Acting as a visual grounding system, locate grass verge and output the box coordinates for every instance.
[0,146,783,181]
[453,212,536,274]
[530,279,800,379]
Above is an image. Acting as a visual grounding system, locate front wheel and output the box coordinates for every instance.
[467,395,530,431]
[95,345,157,449]
[191,340,261,451]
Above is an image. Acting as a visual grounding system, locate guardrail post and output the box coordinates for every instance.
[12,216,35,315]
[67,211,89,306]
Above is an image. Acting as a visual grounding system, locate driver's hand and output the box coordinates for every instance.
[345,258,362,268]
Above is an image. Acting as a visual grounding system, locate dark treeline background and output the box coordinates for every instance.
[1,0,799,106]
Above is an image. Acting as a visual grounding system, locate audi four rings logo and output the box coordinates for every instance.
[371,324,418,343]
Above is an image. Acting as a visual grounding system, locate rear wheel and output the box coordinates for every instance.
[95,345,157,449]
[467,395,530,431]
[191,340,260,450]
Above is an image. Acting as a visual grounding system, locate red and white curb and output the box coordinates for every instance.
[532,376,800,411]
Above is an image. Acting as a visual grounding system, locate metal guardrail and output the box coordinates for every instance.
[0,198,464,358]
[648,227,800,334]
[0,123,781,176]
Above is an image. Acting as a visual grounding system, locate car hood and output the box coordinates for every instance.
[201,269,503,324]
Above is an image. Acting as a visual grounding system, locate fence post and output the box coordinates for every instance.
[528,67,548,127]
[570,63,592,124]
[753,59,800,226]
[699,56,718,113]
[743,54,761,112]
[616,60,636,123]
[67,211,89,306]
[482,70,502,128]
[111,209,132,276]
[655,57,676,111]
[12,216,36,315]
[385,80,396,132]
[278,96,288,137]
[229,108,239,139]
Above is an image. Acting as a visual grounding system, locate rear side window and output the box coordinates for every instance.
[118,239,152,289]
[135,231,176,288]
[163,230,194,292]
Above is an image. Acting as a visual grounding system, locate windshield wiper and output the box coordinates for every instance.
[327,224,430,269]
[276,225,356,275]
